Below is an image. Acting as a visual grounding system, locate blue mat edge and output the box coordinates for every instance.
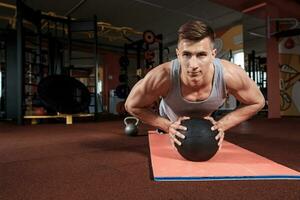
[154,175,300,181]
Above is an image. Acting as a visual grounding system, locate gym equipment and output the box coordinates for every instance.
[37,75,91,114]
[124,116,139,136]
[118,74,128,83]
[143,30,156,44]
[115,84,130,99]
[33,107,46,115]
[119,56,129,68]
[122,30,163,83]
[144,50,155,61]
[175,118,219,162]
[15,1,99,124]
[67,15,99,116]
[246,50,267,99]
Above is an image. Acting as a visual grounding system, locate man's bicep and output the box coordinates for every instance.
[126,64,169,111]
[232,84,261,105]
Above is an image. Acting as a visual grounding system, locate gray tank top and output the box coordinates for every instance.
[159,58,227,122]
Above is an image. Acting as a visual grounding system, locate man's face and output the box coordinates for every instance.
[176,37,216,84]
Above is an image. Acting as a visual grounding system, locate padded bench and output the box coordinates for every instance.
[24,113,94,125]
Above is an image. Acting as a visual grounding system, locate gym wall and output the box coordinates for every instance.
[279,36,300,116]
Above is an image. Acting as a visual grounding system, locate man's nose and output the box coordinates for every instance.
[189,56,198,69]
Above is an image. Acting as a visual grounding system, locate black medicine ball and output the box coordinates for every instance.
[37,75,91,114]
[175,118,219,162]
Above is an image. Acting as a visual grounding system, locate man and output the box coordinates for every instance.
[125,20,265,148]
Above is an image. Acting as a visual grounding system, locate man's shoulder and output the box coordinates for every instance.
[148,61,172,76]
[218,59,242,75]
[218,59,251,91]
[217,59,242,84]
[141,61,172,96]
[159,60,173,70]
[218,59,235,68]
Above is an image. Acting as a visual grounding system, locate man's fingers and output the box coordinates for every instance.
[181,116,190,121]
[171,122,186,131]
[171,116,190,129]
[215,130,224,140]
[218,137,223,147]
[173,137,182,146]
[218,134,224,147]
[218,142,223,150]
[175,131,185,139]
[168,116,189,147]
[178,125,187,131]
[204,116,213,121]
[168,133,182,146]
[169,122,186,138]
[169,137,177,150]
[215,129,224,147]
[169,129,185,139]
[211,125,217,131]
[215,132,221,140]
[204,116,217,125]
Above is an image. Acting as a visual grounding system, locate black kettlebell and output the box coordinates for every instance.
[124,116,139,136]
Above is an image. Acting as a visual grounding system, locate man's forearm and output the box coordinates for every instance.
[127,107,171,132]
[217,103,264,131]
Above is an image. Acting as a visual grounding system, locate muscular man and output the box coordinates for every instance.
[125,20,265,148]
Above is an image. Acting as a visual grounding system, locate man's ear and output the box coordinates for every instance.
[176,48,179,57]
[212,48,217,57]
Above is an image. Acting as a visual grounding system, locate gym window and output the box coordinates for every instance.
[232,50,245,69]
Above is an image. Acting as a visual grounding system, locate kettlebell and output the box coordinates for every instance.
[124,116,139,136]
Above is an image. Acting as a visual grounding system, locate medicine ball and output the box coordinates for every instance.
[37,75,91,114]
[175,118,219,162]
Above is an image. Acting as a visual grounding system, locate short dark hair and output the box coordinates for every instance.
[178,20,215,43]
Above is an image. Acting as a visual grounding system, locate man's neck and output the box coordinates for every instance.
[181,63,215,90]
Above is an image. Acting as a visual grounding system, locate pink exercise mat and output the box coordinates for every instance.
[148,131,300,181]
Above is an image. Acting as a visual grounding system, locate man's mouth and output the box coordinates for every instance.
[188,71,201,77]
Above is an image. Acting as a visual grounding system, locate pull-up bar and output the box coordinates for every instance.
[267,17,299,38]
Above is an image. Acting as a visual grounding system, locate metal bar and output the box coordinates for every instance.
[94,15,99,115]
[273,28,300,38]
[70,56,95,60]
[158,34,163,64]
[16,0,24,124]
[65,0,87,17]
[0,2,16,9]
[242,2,267,13]
[251,50,256,82]
[68,17,72,69]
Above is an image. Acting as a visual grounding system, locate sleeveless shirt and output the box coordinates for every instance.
[159,58,227,122]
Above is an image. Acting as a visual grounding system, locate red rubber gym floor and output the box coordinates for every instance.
[0,117,299,200]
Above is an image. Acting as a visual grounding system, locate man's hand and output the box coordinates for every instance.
[204,116,225,150]
[168,116,189,148]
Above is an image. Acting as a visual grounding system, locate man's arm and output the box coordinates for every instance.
[125,63,172,132]
[214,60,265,131]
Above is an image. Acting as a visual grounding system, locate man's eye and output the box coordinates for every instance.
[197,53,206,57]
